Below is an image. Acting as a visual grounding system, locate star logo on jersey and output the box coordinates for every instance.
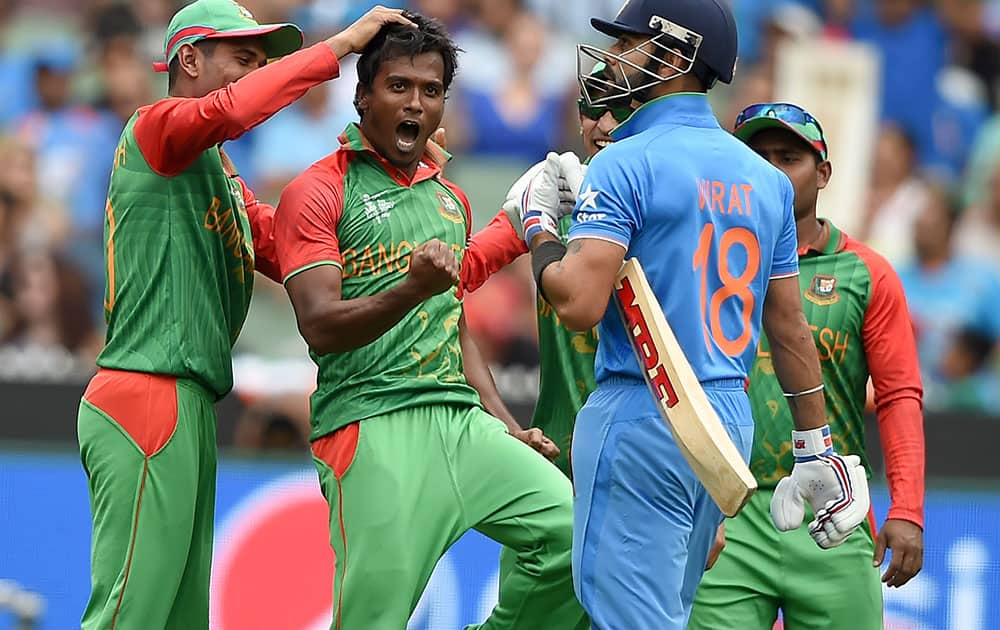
[578,184,599,211]
[805,273,840,306]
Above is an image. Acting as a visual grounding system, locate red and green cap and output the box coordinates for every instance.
[733,102,828,161]
[152,0,303,72]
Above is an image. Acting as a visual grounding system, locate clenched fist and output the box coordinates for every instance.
[404,239,460,300]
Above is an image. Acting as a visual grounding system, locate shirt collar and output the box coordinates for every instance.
[337,123,451,185]
[610,92,719,141]
[798,219,845,256]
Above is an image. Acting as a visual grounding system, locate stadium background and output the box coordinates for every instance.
[2,0,1000,628]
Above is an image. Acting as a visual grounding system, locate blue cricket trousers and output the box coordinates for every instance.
[571,377,754,630]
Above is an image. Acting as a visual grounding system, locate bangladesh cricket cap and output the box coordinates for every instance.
[152,0,303,72]
[733,102,829,161]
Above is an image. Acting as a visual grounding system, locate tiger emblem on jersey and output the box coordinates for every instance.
[805,273,840,306]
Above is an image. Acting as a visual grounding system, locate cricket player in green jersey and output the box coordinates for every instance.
[274,13,584,629]
[689,103,926,630]
[462,64,631,477]
[75,3,415,628]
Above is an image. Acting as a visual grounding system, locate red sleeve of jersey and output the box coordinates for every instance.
[274,158,347,282]
[460,210,528,295]
[134,43,340,176]
[852,240,925,528]
[238,178,281,283]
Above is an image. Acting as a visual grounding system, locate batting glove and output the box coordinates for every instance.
[770,425,871,549]
[555,151,588,211]
[520,153,563,243]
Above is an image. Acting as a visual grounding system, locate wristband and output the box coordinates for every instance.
[523,211,559,243]
[791,425,833,460]
[531,240,567,302]
[783,383,824,398]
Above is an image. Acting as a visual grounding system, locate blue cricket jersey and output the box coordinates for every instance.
[568,93,799,385]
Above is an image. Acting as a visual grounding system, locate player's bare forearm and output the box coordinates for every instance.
[763,276,827,430]
[286,239,459,354]
[459,314,520,431]
[533,235,623,331]
[287,271,426,354]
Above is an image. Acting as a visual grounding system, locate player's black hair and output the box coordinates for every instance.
[952,326,996,371]
[167,39,219,92]
[353,11,460,120]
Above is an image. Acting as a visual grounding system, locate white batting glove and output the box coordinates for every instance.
[520,153,563,243]
[770,426,871,549]
[503,153,583,236]
[555,151,588,211]
[501,161,546,239]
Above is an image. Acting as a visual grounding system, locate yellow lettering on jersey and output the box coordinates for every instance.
[358,246,376,276]
[811,325,851,364]
[203,197,223,230]
[832,330,850,364]
[341,248,357,278]
[377,243,392,274]
[113,142,126,171]
[395,240,413,272]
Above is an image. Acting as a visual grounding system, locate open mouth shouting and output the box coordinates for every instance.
[396,119,422,154]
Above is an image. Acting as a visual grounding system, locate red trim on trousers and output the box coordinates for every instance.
[312,423,361,630]
[110,459,150,629]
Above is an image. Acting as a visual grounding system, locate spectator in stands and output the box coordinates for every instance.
[0,248,100,380]
[0,134,61,249]
[862,123,930,264]
[937,326,1000,414]
[0,188,16,340]
[447,11,571,161]
[14,41,103,218]
[955,156,1000,268]
[251,80,354,204]
[897,182,1000,411]
[851,0,948,167]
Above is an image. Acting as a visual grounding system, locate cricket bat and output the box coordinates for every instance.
[614,258,756,517]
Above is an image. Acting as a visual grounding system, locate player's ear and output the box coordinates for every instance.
[176,43,200,80]
[354,84,370,117]
[816,160,832,190]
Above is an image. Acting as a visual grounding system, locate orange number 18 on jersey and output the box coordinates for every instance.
[692,223,761,357]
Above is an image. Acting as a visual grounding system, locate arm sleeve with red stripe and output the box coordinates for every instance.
[857,246,925,528]
[273,169,344,282]
[133,43,340,176]
[461,210,528,294]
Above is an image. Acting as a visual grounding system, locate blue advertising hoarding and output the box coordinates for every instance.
[1,449,997,629]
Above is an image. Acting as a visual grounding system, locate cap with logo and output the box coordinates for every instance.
[733,102,829,161]
[152,0,303,72]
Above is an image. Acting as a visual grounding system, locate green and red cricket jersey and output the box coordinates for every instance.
[463,213,597,477]
[97,43,340,399]
[275,124,482,441]
[750,220,925,526]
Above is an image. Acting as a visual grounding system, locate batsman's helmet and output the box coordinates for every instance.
[579,0,738,106]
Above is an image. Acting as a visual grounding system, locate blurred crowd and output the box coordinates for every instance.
[2,0,1000,446]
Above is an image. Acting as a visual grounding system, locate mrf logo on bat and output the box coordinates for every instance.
[616,275,680,407]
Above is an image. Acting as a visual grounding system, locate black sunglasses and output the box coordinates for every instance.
[578,98,631,123]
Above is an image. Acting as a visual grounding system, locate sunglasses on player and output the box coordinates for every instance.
[734,102,829,160]
[734,102,825,134]
[578,98,632,124]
